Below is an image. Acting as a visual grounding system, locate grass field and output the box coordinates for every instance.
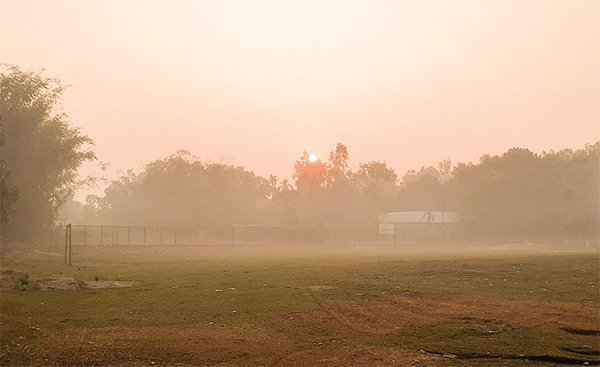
[1,242,598,366]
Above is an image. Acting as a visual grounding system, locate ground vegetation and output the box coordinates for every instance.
[1,246,598,366]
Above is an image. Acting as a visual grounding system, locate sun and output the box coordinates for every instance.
[308,154,318,163]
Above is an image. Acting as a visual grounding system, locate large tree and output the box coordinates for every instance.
[327,143,350,187]
[0,121,19,225]
[293,151,328,193]
[0,65,95,241]
[352,160,398,223]
[321,143,360,225]
[291,145,401,226]
[91,150,267,226]
[396,143,600,240]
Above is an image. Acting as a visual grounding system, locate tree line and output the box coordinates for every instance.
[2,66,598,244]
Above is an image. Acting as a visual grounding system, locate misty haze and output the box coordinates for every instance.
[1,1,598,366]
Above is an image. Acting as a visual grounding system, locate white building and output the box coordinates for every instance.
[378,211,462,237]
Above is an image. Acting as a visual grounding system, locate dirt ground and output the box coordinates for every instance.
[0,269,135,291]
[1,246,598,366]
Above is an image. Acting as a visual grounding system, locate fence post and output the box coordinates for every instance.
[64,224,68,263]
[65,223,72,265]
[69,224,72,265]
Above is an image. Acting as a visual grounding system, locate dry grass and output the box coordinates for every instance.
[1,243,598,366]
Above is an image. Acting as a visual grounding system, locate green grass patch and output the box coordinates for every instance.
[1,245,598,366]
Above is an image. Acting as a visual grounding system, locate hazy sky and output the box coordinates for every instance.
[1,0,598,197]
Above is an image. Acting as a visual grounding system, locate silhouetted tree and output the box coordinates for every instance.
[94,150,267,226]
[0,65,95,241]
[293,151,328,193]
[327,143,350,186]
[292,151,328,225]
[320,143,361,225]
[0,120,19,226]
[0,160,18,225]
[437,158,453,182]
[352,160,398,223]
[406,143,600,240]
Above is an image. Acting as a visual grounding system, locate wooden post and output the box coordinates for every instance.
[65,223,72,265]
[69,224,72,265]
[65,225,68,263]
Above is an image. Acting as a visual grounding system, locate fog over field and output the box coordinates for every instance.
[1,0,599,249]
[2,3,599,366]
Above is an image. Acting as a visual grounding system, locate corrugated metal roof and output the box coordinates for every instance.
[379,211,462,223]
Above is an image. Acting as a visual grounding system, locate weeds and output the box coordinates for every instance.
[1,246,598,366]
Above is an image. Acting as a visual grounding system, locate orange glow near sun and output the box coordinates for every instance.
[308,154,318,163]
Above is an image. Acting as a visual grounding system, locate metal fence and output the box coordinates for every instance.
[50,224,445,247]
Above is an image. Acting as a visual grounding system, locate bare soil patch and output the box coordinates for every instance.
[0,269,134,291]
[26,325,444,367]
[323,295,599,336]
[278,346,441,366]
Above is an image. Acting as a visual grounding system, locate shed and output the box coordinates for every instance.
[378,211,462,236]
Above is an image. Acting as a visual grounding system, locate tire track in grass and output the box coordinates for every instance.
[307,285,400,335]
